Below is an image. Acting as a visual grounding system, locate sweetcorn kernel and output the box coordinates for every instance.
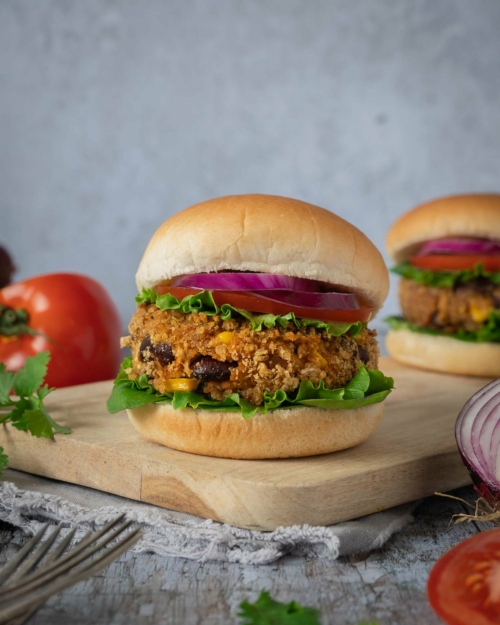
[217,331,234,344]
[163,378,199,392]
[470,304,492,324]
[312,352,328,367]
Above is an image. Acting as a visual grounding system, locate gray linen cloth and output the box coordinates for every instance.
[0,469,417,565]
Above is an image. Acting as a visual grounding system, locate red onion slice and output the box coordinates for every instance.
[418,238,500,256]
[455,379,500,502]
[249,289,359,310]
[172,273,323,292]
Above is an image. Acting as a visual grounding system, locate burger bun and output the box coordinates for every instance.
[386,328,500,378]
[126,402,384,459]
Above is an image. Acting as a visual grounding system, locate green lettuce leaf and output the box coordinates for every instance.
[391,262,500,288]
[136,288,364,337]
[107,358,394,418]
[385,313,500,343]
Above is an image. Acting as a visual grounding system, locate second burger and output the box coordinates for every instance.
[386,193,500,377]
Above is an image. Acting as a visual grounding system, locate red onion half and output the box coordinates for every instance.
[456,379,500,506]
[418,238,500,256]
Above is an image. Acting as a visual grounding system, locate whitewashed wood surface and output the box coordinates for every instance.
[0,485,493,625]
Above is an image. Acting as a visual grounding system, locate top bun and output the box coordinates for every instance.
[136,194,389,313]
[386,193,500,263]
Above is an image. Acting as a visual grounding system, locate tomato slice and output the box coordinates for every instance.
[428,528,500,625]
[411,255,500,272]
[156,286,372,323]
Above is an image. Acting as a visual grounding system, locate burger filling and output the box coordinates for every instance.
[122,304,379,406]
[399,278,500,334]
[108,282,394,418]
[387,238,500,342]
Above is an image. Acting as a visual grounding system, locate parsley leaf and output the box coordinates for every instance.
[0,447,8,474]
[0,352,71,474]
[238,591,320,625]
[13,350,50,397]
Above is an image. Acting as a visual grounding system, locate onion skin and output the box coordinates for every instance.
[459,451,500,509]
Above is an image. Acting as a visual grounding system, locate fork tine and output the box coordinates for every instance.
[43,527,77,565]
[76,528,142,577]
[5,530,77,625]
[17,519,133,590]
[0,529,142,623]
[0,519,135,600]
[0,524,49,586]
[7,525,64,585]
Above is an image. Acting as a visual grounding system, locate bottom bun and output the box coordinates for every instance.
[386,328,500,377]
[126,402,385,459]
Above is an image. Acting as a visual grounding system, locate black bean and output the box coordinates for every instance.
[139,337,153,362]
[430,312,443,328]
[152,342,175,366]
[192,357,233,382]
[357,345,369,364]
[139,336,175,365]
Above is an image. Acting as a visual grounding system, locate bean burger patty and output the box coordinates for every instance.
[399,277,500,334]
[122,304,379,406]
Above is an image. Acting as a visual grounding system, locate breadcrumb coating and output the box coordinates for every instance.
[124,304,379,406]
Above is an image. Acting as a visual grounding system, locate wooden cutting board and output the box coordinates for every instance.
[0,357,486,530]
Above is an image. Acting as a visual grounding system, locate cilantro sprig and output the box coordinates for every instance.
[0,351,71,474]
[238,591,379,625]
[238,591,321,625]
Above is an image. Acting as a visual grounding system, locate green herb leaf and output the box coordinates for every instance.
[0,363,14,404]
[0,446,8,476]
[385,314,500,343]
[391,262,500,288]
[0,352,71,444]
[13,351,50,397]
[135,288,365,337]
[238,591,320,625]
[107,360,394,417]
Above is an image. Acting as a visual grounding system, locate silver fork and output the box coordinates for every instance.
[0,514,142,624]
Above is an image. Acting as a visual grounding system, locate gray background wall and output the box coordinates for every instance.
[2,0,500,331]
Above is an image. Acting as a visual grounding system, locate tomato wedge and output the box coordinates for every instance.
[428,528,500,625]
[156,286,372,323]
[411,255,500,272]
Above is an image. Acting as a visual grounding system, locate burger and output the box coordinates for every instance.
[385,193,500,377]
[107,194,393,459]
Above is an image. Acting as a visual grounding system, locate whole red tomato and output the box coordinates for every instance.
[0,273,123,388]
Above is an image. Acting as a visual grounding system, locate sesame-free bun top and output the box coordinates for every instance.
[386,193,500,263]
[136,194,389,313]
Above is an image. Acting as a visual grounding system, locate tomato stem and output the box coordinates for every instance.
[0,304,38,338]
